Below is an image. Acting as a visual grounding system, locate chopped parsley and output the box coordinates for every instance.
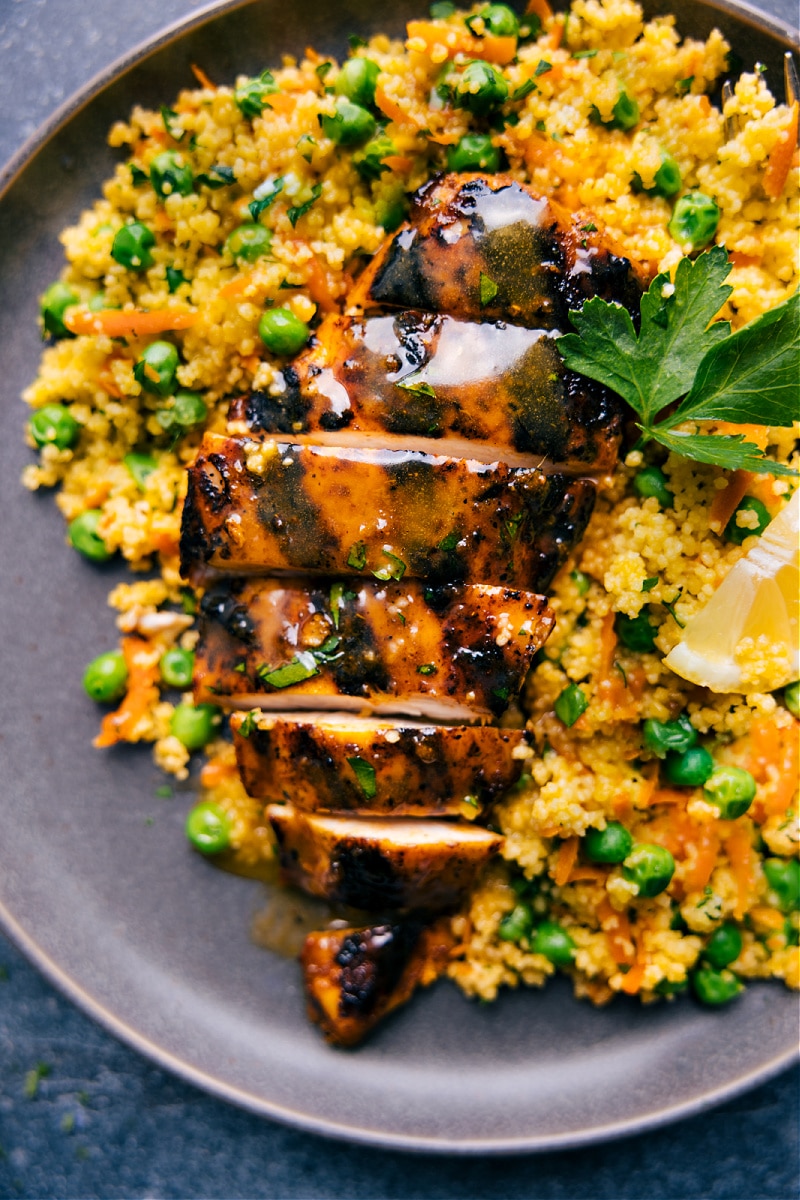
[160,106,185,141]
[371,549,407,582]
[287,183,323,227]
[258,651,319,689]
[347,541,367,570]
[238,711,257,738]
[479,272,499,307]
[417,663,437,675]
[249,176,284,220]
[347,755,377,799]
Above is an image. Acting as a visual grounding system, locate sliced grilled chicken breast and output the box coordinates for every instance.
[230,712,525,816]
[350,173,645,327]
[228,309,622,471]
[301,920,453,1047]
[194,577,554,720]
[267,805,502,910]
[180,433,594,591]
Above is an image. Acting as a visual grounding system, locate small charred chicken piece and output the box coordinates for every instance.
[180,433,595,591]
[195,577,554,721]
[267,805,502,911]
[229,310,621,471]
[351,173,646,327]
[230,713,525,817]
[302,920,454,1047]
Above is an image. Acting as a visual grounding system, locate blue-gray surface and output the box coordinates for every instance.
[0,1,797,1196]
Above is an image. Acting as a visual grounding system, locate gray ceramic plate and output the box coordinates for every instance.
[0,0,797,1154]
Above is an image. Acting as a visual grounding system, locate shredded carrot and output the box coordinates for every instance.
[763,102,799,200]
[728,251,763,269]
[554,836,579,886]
[288,241,339,313]
[218,275,253,301]
[526,0,553,20]
[426,130,460,145]
[749,905,786,932]
[65,307,197,338]
[264,91,296,116]
[647,787,689,808]
[597,898,635,966]
[97,356,125,399]
[748,717,800,818]
[405,20,516,65]
[374,82,421,128]
[241,354,261,375]
[682,825,721,893]
[567,865,608,884]
[698,95,712,116]
[724,827,755,921]
[200,756,238,788]
[190,63,216,90]
[94,639,160,749]
[707,469,752,534]
[382,154,414,173]
[619,960,646,995]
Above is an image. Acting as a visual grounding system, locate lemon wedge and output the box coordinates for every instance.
[664,488,799,693]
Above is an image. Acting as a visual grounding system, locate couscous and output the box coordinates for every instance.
[22,0,799,1031]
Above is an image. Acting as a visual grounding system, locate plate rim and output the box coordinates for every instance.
[1,0,798,1155]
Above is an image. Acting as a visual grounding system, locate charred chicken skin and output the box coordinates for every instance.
[230,714,525,817]
[301,920,454,1048]
[195,577,554,721]
[182,173,644,1045]
[180,433,594,591]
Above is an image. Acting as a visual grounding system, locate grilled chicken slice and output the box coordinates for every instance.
[194,577,554,720]
[350,173,645,327]
[180,433,595,591]
[230,712,525,816]
[302,919,454,1047]
[228,309,621,471]
[267,805,502,911]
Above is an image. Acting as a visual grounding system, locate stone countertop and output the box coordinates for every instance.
[0,1,797,1196]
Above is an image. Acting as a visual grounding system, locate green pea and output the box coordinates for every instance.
[703,923,743,969]
[533,921,576,967]
[668,192,720,250]
[258,307,310,356]
[478,4,520,36]
[622,842,676,897]
[111,220,155,271]
[235,69,278,119]
[124,452,157,490]
[171,702,220,750]
[763,858,800,913]
[592,89,639,131]
[68,510,112,562]
[703,765,757,820]
[497,901,534,943]
[335,58,380,108]
[40,281,78,338]
[615,611,657,653]
[454,60,509,117]
[584,821,633,864]
[784,681,800,718]
[724,496,771,544]
[320,96,376,147]
[225,222,273,263]
[446,133,500,172]
[83,650,128,703]
[353,134,396,181]
[185,800,231,855]
[691,965,742,1006]
[157,390,208,433]
[149,150,194,198]
[29,403,80,450]
[570,569,590,597]
[159,647,195,689]
[663,745,714,787]
[133,340,179,397]
[632,155,682,199]
[554,682,588,728]
[633,465,673,508]
[642,713,698,759]
[654,975,688,996]
[374,191,408,233]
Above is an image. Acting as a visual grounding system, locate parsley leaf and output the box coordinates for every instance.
[396,375,436,398]
[479,272,499,307]
[249,176,283,220]
[287,183,322,227]
[371,548,406,581]
[258,651,319,688]
[196,164,236,189]
[161,106,185,141]
[347,755,377,799]
[559,247,799,477]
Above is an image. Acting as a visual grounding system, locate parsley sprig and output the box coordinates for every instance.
[559,246,799,477]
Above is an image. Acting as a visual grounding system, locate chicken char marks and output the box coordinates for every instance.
[184,174,644,1045]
